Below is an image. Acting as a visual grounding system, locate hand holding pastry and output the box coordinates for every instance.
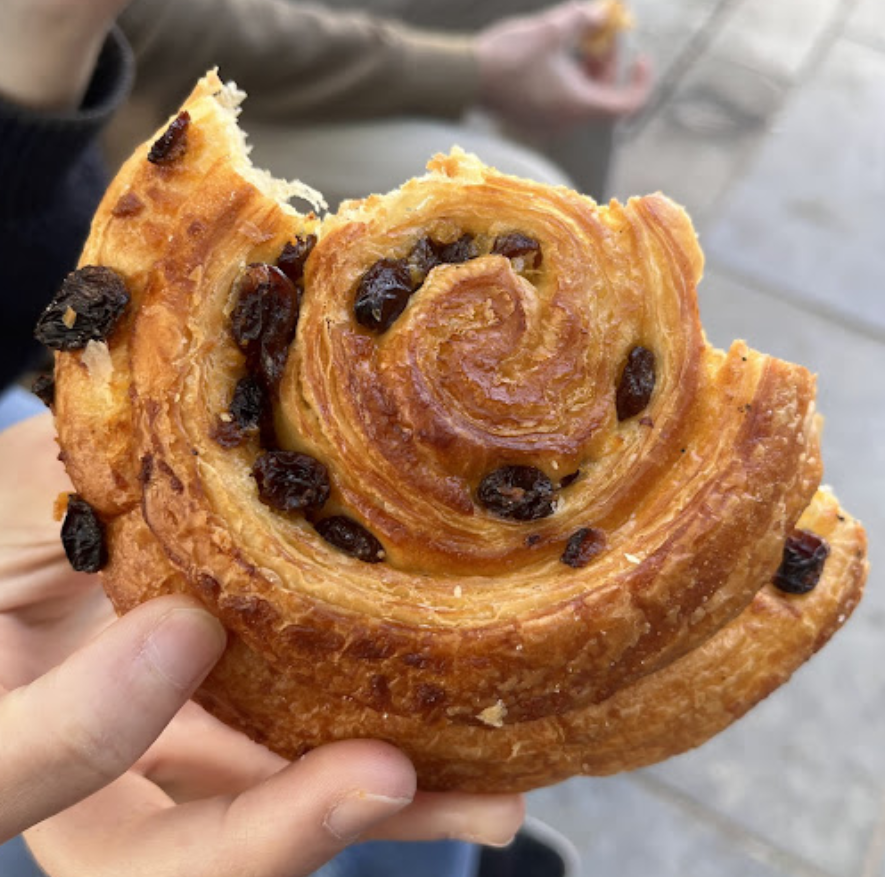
[0,416,522,873]
[477,0,651,128]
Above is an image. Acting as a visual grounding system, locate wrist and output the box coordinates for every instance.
[0,3,119,110]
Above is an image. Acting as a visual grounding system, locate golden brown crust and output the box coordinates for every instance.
[52,71,867,792]
[582,0,635,60]
[104,488,866,792]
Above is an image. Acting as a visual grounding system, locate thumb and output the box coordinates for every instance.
[30,739,419,877]
[0,595,226,842]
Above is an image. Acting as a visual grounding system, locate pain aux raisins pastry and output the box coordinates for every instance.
[581,0,635,60]
[37,71,868,793]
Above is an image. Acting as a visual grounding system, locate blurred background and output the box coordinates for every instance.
[314,1,884,875]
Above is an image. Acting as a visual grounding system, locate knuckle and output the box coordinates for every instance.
[58,713,136,786]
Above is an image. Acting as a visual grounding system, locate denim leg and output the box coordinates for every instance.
[310,840,480,877]
[0,386,45,432]
[0,837,46,877]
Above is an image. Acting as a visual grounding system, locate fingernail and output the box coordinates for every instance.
[324,791,413,842]
[454,824,519,848]
[434,797,524,847]
[471,828,519,849]
[143,608,227,690]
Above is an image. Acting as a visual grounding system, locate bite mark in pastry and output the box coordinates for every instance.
[39,71,868,792]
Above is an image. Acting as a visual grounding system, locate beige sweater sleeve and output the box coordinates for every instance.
[118,0,480,123]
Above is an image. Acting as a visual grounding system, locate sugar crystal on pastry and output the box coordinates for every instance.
[41,70,869,793]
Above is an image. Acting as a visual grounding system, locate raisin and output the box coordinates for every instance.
[34,266,130,351]
[437,233,476,265]
[477,465,556,521]
[773,529,830,594]
[491,232,543,269]
[616,346,656,421]
[408,233,477,285]
[410,236,443,279]
[210,419,244,449]
[31,373,55,408]
[561,527,607,568]
[230,375,265,432]
[354,258,414,332]
[148,111,190,165]
[211,377,267,448]
[559,470,581,489]
[277,235,317,292]
[252,451,330,514]
[231,264,299,394]
[315,516,386,563]
[61,494,107,573]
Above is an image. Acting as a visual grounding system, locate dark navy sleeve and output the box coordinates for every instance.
[0,28,133,389]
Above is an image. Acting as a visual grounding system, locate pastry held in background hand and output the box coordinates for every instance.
[582,0,635,60]
[38,71,868,793]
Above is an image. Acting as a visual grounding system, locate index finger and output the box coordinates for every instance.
[582,54,653,118]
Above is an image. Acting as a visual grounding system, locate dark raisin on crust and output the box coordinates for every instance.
[410,236,443,280]
[277,235,317,301]
[477,465,556,521]
[61,494,107,573]
[561,527,607,568]
[211,376,267,448]
[354,258,414,332]
[558,470,581,489]
[491,232,543,269]
[231,264,299,394]
[252,450,330,514]
[616,345,656,421]
[147,110,191,165]
[31,373,55,408]
[229,375,266,433]
[210,419,244,449]
[315,516,386,563]
[773,529,830,594]
[34,266,130,351]
[408,234,478,286]
[436,233,476,265]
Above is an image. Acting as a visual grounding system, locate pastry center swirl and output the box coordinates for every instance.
[380,257,603,459]
[268,187,693,575]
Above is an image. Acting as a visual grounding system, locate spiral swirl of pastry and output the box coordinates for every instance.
[46,72,867,791]
[288,155,704,581]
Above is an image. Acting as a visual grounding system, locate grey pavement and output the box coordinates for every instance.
[361,0,883,874]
